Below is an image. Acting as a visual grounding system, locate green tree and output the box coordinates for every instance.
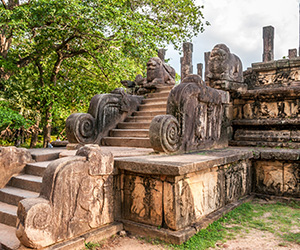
[0,0,208,147]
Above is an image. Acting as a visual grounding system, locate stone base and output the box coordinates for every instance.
[45,222,123,250]
[121,195,254,245]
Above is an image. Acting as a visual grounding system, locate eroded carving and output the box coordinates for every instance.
[205,44,245,92]
[149,74,229,153]
[122,57,176,95]
[66,88,142,144]
[16,145,114,249]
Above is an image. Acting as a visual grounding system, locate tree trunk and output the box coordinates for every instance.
[43,106,52,148]
[30,120,40,148]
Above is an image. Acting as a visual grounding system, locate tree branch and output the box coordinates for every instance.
[1,0,7,9]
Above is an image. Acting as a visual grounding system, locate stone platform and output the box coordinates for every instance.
[1,146,299,248]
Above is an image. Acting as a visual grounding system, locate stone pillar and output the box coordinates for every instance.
[158,49,166,62]
[288,49,297,59]
[262,26,274,62]
[197,63,203,79]
[180,42,193,81]
[204,52,211,82]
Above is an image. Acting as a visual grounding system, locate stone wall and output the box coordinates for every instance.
[231,58,300,148]
[115,149,253,231]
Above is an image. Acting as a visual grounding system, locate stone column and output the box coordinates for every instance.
[197,63,203,79]
[180,42,193,81]
[288,49,297,59]
[158,49,166,62]
[262,26,274,62]
[204,52,211,82]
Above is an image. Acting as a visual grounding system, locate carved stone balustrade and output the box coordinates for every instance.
[149,75,230,153]
[16,145,114,248]
[66,88,142,145]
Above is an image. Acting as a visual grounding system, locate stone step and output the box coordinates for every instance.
[117,122,151,129]
[147,91,170,99]
[29,148,66,162]
[101,137,152,148]
[138,103,167,112]
[25,160,51,177]
[142,97,168,104]
[0,201,17,227]
[110,129,149,138]
[0,186,39,206]
[156,85,174,92]
[0,223,20,250]
[133,110,166,117]
[8,174,42,193]
[125,116,154,123]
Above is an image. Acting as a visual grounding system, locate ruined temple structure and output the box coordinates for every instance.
[0,26,299,249]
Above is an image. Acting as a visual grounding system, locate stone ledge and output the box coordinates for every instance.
[121,195,254,245]
[230,140,300,149]
[251,57,300,71]
[115,148,253,176]
[232,118,300,126]
[45,222,123,250]
[238,86,300,100]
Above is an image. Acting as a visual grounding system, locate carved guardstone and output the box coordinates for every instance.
[16,145,114,248]
[149,74,230,153]
[205,44,246,93]
[66,88,142,145]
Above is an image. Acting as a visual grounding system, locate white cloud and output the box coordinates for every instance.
[166,0,299,75]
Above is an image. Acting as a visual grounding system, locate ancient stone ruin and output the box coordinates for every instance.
[149,74,229,153]
[0,25,299,250]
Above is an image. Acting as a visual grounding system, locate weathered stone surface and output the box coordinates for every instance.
[254,160,284,196]
[263,26,274,62]
[288,49,297,59]
[122,173,163,227]
[66,88,142,144]
[16,145,115,249]
[134,57,176,95]
[0,146,32,188]
[116,149,253,231]
[206,44,243,88]
[149,74,229,153]
[180,42,193,80]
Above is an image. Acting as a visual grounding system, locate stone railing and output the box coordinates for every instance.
[66,88,142,145]
[0,146,32,188]
[149,75,230,153]
[16,145,114,248]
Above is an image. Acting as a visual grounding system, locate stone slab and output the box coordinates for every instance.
[115,148,253,176]
[59,146,153,158]
[121,195,254,245]
[0,223,20,250]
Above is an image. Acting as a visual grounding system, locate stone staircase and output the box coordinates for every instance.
[101,85,172,148]
[0,150,62,250]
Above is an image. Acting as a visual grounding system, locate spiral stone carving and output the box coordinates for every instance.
[66,113,96,144]
[149,115,181,153]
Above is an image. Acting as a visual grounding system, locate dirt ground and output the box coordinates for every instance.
[98,229,300,250]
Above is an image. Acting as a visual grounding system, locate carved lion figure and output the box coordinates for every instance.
[146,57,176,86]
[207,44,243,83]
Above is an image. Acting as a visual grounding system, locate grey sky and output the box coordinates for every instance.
[166,0,299,75]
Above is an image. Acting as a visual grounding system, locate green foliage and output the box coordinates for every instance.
[84,241,101,250]
[0,101,32,131]
[0,0,208,144]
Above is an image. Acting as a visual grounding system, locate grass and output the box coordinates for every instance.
[172,199,300,249]
[84,199,300,250]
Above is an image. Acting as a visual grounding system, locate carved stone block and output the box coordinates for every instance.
[0,146,32,188]
[16,145,114,248]
[66,89,142,145]
[205,44,244,92]
[149,74,229,153]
